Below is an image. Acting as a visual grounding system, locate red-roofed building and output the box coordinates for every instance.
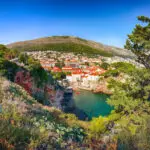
[72,68,82,74]
[64,60,79,68]
[96,68,106,74]
[66,74,72,82]
[72,71,82,82]
[62,66,73,72]
[52,67,62,72]
[62,67,82,73]
[88,73,100,81]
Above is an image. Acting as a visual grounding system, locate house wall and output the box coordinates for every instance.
[72,74,81,82]
[66,76,72,82]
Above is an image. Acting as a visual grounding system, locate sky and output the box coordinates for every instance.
[0,0,150,48]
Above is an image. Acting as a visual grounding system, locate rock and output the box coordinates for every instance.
[93,84,112,95]
[103,135,110,143]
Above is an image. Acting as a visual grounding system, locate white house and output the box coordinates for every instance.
[88,73,100,81]
[72,72,82,82]
[66,75,72,82]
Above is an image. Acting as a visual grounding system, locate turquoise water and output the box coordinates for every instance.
[74,90,112,120]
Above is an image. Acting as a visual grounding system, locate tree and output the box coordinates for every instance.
[28,60,48,87]
[106,16,150,149]
[18,53,29,65]
[100,62,110,70]
[55,61,65,68]
[117,117,150,150]
[107,68,150,112]
[124,16,150,69]
[0,44,9,58]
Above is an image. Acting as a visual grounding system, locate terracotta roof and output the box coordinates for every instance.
[90,73,99,76]
[66,74,72,76]
[72,71,82,74]
[81,75,88,78]
[52,67,62,72]
[62,67,73,70]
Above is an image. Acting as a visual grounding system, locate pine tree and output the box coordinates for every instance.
[124,16,150,69]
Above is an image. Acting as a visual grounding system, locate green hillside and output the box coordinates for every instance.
[7,36,135,58]
[0,77,87,149]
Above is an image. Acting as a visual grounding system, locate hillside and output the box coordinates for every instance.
[7,36,135,58]
[0,77,87,149]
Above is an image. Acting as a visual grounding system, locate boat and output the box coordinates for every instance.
[76,91,80,95]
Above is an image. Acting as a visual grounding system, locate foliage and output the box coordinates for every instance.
[106,67,150,149]
[107,84,142,114]
[29,61,48,87]
[3,61,19,81]
[105,17,150,146]
[102,69,119,78]
[51,72,66,80]
[124,16,150,68]
[117,117,150,150]
[102,62,136,78]
[89,116,109,138]
[100,62,110,70]
[0,58,7,76]
[0,44,9,58]
[18,53,28,65]
[89,112,121,139]
[18,54,49,87]
[0,77,86,149]
[107,68,150,113]
[55,61,65,68]
[13,42,113,57]
[0,45,20,81]
[111,62,136,74]
[0,44,19,59]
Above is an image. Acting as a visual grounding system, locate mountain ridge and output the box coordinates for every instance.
[7,36,135,58]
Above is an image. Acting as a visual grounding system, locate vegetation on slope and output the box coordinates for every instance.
[106,68,150,149]
[9,42,113,57]
[0,77,86,149]
[18,53,50,87]
[0,45,59,106]
[0,45,50,87]
[88,64,150,149]
[88,16,150,149]
[7,36,134,58]
[0,45,88,149]
[0,44,20,80]
[0,44,118,149]
[100,62,136,78]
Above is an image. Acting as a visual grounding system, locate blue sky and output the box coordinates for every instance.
[0,0,150,48]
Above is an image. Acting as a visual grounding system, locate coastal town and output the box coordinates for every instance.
[26,50,142,92]
[27,51,107,90]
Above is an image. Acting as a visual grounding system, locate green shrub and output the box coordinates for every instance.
[89,116,109,138]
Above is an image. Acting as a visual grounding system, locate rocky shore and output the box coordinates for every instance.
[93,84,112,95]
[71,82,112,95]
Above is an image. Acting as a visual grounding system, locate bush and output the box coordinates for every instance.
[102,69,119,78]
[100,62,110,70]
[89,116,109,138]
[111,62,136,74]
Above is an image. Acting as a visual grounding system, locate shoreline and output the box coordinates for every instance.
[71,84,111,95]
